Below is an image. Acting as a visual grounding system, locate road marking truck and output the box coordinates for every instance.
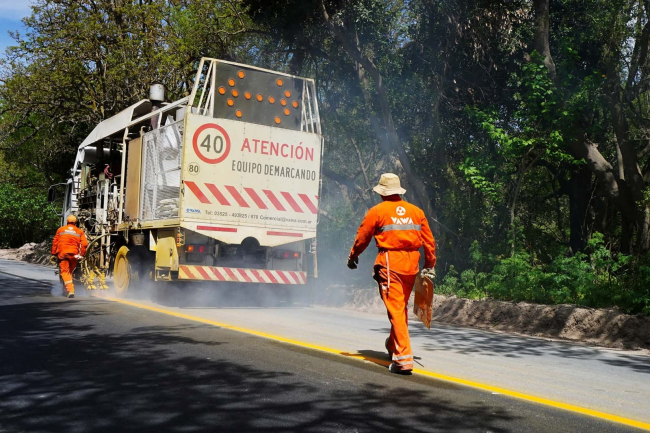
[48,58,323,295]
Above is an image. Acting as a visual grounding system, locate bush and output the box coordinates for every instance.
[437,234,650,315]
[0,184,59,248]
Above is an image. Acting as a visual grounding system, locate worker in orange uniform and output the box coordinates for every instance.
[51,215,88,298]
[347,173,436,375]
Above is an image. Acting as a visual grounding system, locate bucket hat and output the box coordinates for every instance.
[372,173,406,196]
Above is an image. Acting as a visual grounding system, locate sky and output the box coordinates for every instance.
[0,1,33,54]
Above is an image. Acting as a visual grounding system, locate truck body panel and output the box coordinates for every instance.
[180,114,320,247]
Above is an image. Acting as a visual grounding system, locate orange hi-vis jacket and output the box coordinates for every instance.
[349,196,436,275]
[51,224,88,259]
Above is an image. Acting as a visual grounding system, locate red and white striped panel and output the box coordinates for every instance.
[184,181,319,215]
[178,265,307,285]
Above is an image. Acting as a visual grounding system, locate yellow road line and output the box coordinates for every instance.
[100,295,650,431]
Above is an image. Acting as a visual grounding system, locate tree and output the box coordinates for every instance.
[0,0,259,183]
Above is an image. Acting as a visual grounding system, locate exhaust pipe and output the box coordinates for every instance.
[149,84,165,129]
[149,83,165,102]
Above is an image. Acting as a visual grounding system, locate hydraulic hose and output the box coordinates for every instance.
[80,232,112,273]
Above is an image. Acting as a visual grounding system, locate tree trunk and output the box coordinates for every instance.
[602,2,650,252]
[615,138,625,180]
[533,0,556,79]
[509,165,525,256]
[605,69,649,252]
[570,133,621,202]
[638,204,650,252]
[621,213,632,254]
[322,168,372,210]
[349,136,373,192]
[569,164,591,254]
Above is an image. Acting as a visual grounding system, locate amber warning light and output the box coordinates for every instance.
[186,245,207,253]
[213,62,304,129]
[274,250,301,259]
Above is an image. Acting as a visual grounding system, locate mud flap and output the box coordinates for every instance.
[413,274,434,329]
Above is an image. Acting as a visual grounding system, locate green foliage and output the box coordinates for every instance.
[458,158,501,200]
[0,184,59,248]
[438,233,650,314]
[465,52,576,199]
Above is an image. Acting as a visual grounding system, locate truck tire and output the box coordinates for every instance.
[113,246,140,297]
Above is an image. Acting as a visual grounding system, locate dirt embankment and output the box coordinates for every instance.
[0,241,53,266]
[315,285,650,351]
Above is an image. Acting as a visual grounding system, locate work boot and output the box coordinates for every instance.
[388,363,412,375]
[385,337,393,359]
[67,292,75,299]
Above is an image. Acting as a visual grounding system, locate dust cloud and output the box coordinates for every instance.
[51,281,94,298]
[83,258,380,312]
[92,277,319,309]
[50,283,63,296]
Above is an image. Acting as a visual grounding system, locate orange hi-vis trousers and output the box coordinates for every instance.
[58,255,78,295]
[374,266,417,372]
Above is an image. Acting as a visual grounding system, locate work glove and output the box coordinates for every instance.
[347,255,358,270]
[49,255,58,265]
[74,254,83,260]
[420,267,436,281]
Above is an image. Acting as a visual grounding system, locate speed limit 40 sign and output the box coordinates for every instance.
[192,123,231,164]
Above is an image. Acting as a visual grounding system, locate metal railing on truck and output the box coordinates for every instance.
[188,58,322,135]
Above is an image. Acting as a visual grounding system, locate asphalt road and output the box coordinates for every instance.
[0,259,646,432]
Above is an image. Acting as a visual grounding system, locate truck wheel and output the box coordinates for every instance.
[113,246,139,297]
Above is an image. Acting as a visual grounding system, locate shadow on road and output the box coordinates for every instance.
[0,287,517,432]
[370,321,650,375]
[0,271,58,297]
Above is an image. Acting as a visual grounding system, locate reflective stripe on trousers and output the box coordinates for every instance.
[58,257,78,293]
[392,354,412,360]
[392,354,414,368]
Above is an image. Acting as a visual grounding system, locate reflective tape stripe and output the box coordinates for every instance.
[61,232,81,238]
[378,224,421,233]
[63,280,73,284]
[395,361,414,366]
[179,266,307,284]
[392,354,413,361]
